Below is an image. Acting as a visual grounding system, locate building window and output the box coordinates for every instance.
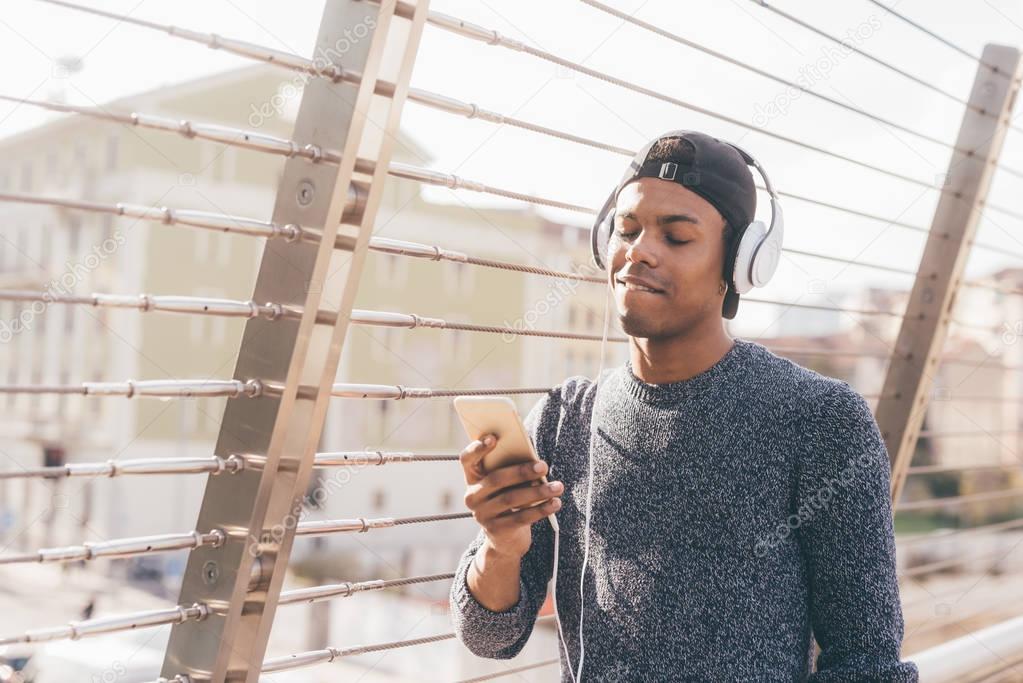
[200,143,236,183]
[106,135,118,172]
[216,232,231,266]
[211,314,226,345]
[446,315,471,359]
[74,142,87,167]
[443,261,473,295]
[55,368,68,414]
[182,399,198,436]
[68,217,81,257]
[5,354,16,409]
[194,230,211,262]
[91,371,103,417]
[458,261,473,291]
[371,327,388,362]
[189,315,204,344]
[102,215,114,244]
[20,162,32,192]
[80,480,93,528]
[43,445,66,468]
[30,367,41,412]
[40,227,51,270]
[448,406,461,443]
[452,329,464,357]
[376,253,408,287]
[378,401,391,438]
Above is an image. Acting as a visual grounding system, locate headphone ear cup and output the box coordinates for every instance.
[591,188,620,271]
[731,220,766,295]
[750,198,784,288]
[751,226,782,287]
[591,208,615,270]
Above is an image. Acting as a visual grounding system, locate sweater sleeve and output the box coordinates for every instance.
[795,383,919,682]
[448,387,561,660]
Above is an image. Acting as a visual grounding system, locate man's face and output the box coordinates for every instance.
[608,177,729,339]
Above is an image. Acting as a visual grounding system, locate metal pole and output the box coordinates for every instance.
[159,1,432,680]
[911,613,1023,682]
[878,44,1023,504]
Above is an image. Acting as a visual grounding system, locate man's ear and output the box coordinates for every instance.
[720,221,735,284]
[720,217,741,319]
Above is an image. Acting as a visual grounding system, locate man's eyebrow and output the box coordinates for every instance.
[620,211,700,226]
[657,214,700,227]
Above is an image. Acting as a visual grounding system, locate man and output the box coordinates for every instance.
[449,131,918,681]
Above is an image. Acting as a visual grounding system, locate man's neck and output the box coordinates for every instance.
[628,325,735,385]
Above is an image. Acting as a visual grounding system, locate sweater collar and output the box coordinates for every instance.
[621,338,751,405]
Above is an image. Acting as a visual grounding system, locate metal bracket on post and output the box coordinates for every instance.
[159,0,433,681]
[877,44,1022,505]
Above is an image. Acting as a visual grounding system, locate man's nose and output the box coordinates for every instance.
[625,232,657,267]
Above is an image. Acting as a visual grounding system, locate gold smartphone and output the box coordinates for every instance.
[453,396,551,510]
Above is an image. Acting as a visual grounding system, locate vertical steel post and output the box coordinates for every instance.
[877,45,1022,505]
[160,1,432,680]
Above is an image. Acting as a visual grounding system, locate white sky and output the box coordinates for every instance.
[3,0,1023,336]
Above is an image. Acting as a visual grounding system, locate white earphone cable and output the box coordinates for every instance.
[551,279,613,683]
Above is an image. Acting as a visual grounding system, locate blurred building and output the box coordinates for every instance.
[760,275,1023,520]
[0,64,619,596]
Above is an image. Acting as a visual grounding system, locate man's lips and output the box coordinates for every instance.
[616,274,666,294]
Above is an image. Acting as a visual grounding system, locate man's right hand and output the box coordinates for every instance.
[459,433,563,560]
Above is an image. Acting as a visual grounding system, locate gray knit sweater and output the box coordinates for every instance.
[449,338,918,682]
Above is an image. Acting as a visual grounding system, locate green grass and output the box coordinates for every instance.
[894,513,955,535]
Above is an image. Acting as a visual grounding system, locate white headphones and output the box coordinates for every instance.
[589,134,785,316]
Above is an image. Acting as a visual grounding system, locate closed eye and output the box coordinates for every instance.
[615,230,690,246]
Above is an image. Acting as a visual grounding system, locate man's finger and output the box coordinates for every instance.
[476,479,562,521]
[459,433,497,484]
[466,460,549,509]
[488,497,561,532]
